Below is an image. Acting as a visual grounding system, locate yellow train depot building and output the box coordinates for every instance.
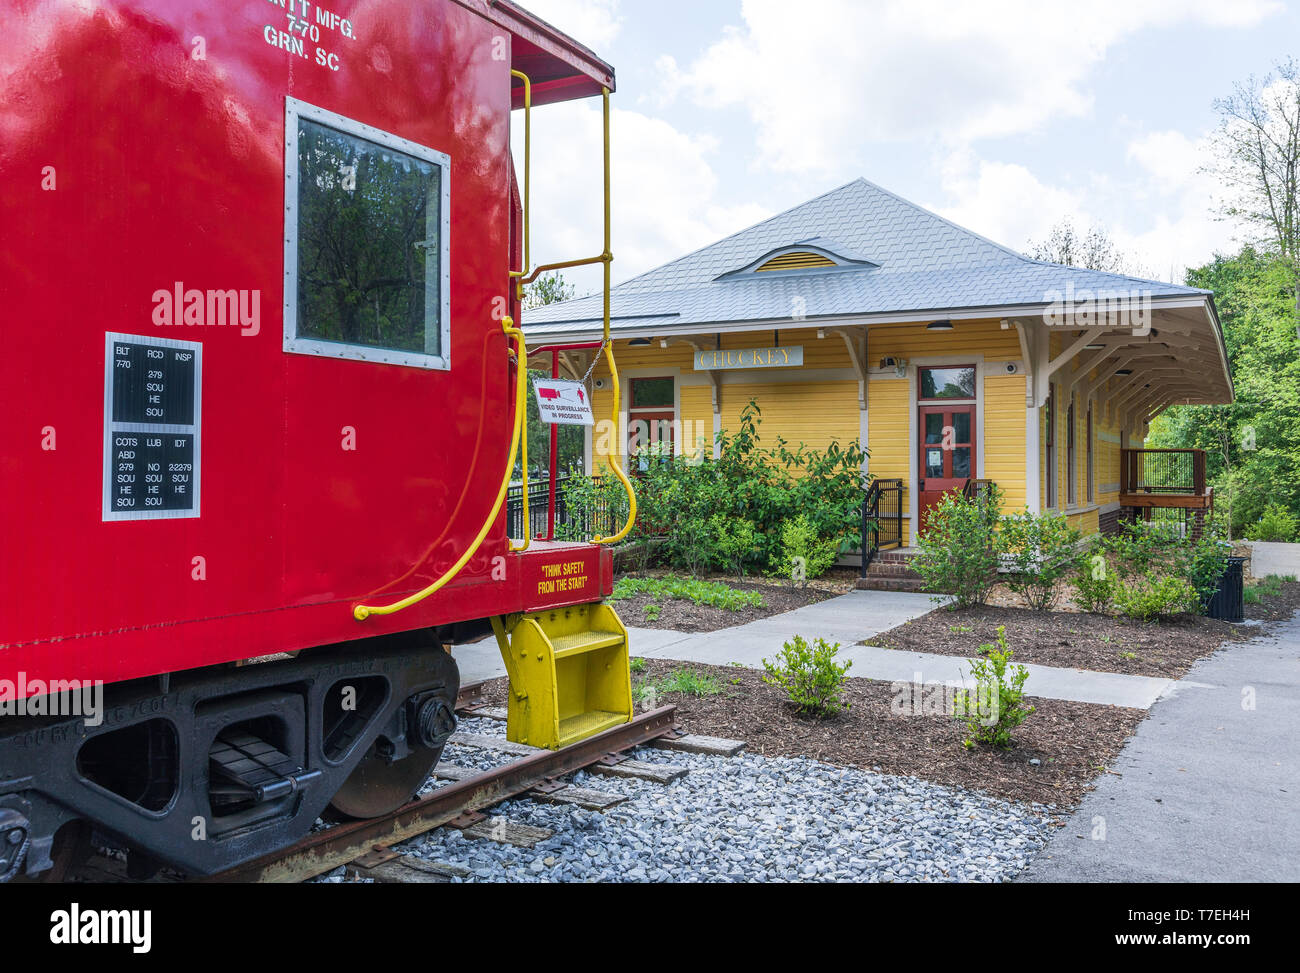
[525,179,1233,545]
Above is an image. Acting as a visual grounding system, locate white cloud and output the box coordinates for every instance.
[516,102,770,292]
[933,150,1086,253]
[515,0,624,50]
[661,0,1282,174]
[1118,129,1238,278]
[932,129,1238,283]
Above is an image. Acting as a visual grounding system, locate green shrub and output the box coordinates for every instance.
[912,484,1003,609]
[772,514,839,587]
[1000,510,1081,611]
[761,635,852,717]
[710,515,761,577]
[1246,503,1298,543]
[561,401,866,577]
[1114,576,1200,621]
[952,626,1034,749]
[1069,544,1117,614]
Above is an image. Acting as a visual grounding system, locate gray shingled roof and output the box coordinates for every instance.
[523,178,1209,335]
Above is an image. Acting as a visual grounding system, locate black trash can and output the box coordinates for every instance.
[1206,556,1246,623]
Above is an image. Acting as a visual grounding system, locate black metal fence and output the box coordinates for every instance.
[505,473,617,541]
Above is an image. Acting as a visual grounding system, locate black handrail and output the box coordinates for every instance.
[861,479,904,575]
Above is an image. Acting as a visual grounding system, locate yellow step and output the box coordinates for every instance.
[550,629,624,659]
[491,604,634,751]
[557,710,629,747]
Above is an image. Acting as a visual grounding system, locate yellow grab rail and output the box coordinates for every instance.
[353,317,529,622]
[592,86,637,545]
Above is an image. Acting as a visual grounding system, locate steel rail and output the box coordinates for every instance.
[202,705,679,883]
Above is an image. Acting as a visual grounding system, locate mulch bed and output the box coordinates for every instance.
[611,576,836,632]
[1245,580,1300,623]
[864,606,1247,680]
[477,660,1143,810]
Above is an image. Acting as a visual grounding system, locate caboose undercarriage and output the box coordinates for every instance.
[1,631,460,879]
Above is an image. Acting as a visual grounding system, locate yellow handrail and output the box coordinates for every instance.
[592,86,637,545]
[353,317,529,621]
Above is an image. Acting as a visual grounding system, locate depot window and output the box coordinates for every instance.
[284,98,451,370]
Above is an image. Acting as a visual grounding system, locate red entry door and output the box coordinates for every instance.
[918,405,976,535]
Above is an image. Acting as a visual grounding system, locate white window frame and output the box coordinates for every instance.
[283,97,452,370]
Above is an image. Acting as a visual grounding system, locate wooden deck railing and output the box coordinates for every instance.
[1120,449,1212,510]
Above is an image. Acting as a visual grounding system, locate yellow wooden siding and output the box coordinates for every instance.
[870,319,1020,361]
[866,379,909,482]
[983,375,1026,513]
[719,381,859,449]
[866,379,912,546]
[679,385,713,460]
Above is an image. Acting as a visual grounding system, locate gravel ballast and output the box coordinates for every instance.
[379,718,1058,883]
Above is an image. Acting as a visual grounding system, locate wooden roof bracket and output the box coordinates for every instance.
[830,327,868,410]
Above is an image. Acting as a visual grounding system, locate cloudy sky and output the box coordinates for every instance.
[514,0,1298,294]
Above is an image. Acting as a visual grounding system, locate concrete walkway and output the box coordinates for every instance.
[454,589,1180,709]
[1021,613,1300,882]
[1248,541,1300,579]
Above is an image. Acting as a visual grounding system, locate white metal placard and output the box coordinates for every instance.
[103,332,202,521]
[533,379,595,426]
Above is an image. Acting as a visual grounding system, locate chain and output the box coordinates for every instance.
[578,339,608,388]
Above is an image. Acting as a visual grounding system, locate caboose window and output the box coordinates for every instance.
[283,99,451,369]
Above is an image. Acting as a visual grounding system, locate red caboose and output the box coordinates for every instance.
[0,0,634,878]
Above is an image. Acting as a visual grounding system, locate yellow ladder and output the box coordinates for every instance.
[491,603,634,750]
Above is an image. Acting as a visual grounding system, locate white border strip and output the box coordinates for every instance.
[103,332,203,522]
[283,97,452,371]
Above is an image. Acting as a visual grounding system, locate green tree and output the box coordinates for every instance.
[1149,248,1300,536]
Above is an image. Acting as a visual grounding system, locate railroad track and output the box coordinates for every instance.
[60,683,744,883]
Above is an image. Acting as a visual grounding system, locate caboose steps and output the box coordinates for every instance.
[491,603,635,751]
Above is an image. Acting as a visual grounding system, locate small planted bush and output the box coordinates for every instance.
[1114,576,1200,622]
[761,635,852,717]
[912,484,1003,608]
[772,513,839,587]
[1000,510,1082,611]
[710,514,761,577]
[1069,546,1117,614]
[952,626,1034,749]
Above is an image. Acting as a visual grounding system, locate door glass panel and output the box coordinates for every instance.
[925,447,944,478]
[952,447,972,479]
[924,413,945,444]
[952,412,971,444]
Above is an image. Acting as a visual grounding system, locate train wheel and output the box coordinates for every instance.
[328,688,457,819]
[327,745,443,819]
